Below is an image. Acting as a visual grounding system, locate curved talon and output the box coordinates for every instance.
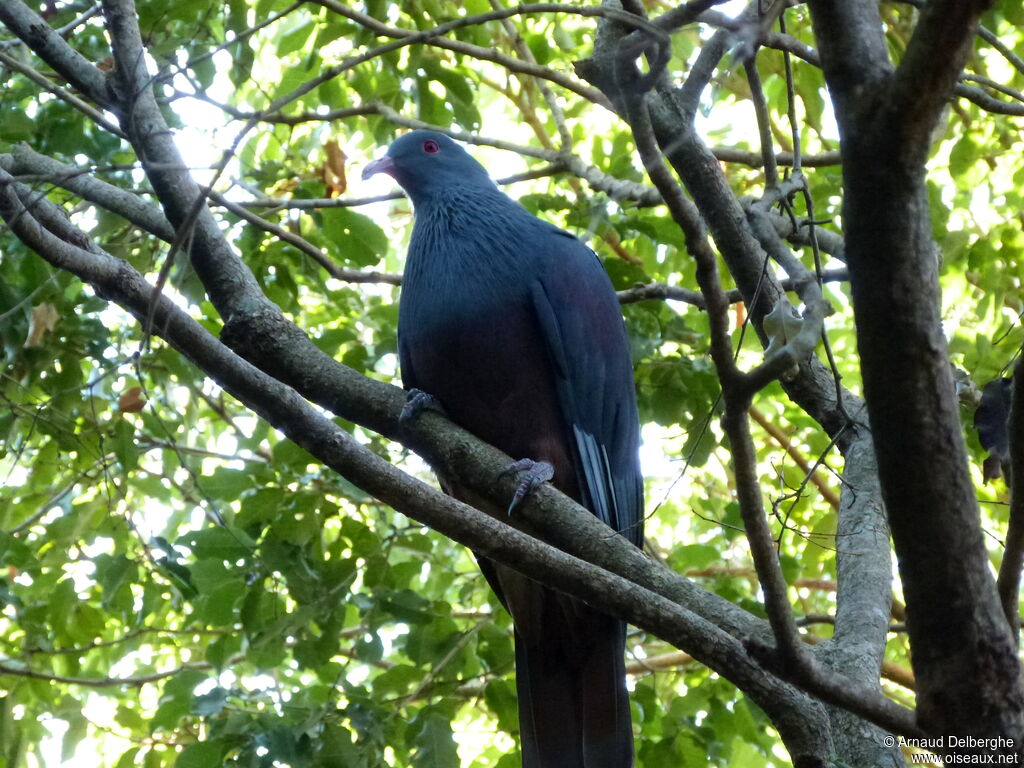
[502,458,555,515]
[400,388,444,424]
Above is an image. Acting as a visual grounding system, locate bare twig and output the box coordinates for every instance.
[750,406,840,510]
[744,58,779,188]
[615,268,849,308]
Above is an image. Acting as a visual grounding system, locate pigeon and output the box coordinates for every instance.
[364,130,643,768]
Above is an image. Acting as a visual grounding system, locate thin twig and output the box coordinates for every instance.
[744,58,779,188]
[208,189,402,285]
[0,50,124,137]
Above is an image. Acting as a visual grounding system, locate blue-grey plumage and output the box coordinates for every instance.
[365,130,643,768]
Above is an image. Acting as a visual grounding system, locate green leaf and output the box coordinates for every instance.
[237,487,286,527]
[671,544,721,571]
[188,559,234,595]
[114,418,139,472]
[411,710,459,768]
[0,108,36,142]
[277,18,316,57]
[272,439,318,469]
[320,208,388,268]
[483,679,518,732]
[194,580,244,625]
[94,553,138,611]
[176,527,255,560]
[200,468,252,501]
[151,671,208,732]
[191,687,228,717]
[317,724,362,766]
[175,741,225,768]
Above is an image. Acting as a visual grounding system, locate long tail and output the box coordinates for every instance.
[514,595,633,768]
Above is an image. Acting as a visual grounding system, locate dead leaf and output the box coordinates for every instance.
[268,178,299,198]
[24,303,59,348]
[118,386,146,413]
[322,138,348,198]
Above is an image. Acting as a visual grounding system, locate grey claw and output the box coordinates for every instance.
[502,459,555,515]
[400,388,444,424]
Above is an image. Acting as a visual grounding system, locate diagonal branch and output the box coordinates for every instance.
[0,0,113,108]
[0,50,123,137]
[890,0,995,157]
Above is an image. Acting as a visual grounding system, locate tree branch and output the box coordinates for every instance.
[0,50,124,137]
[4,144,174,240]
[891,0,996,157]
[0,0,113,108]
[954,82,1024,116]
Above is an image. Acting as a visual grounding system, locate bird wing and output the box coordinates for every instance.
[529,226,644,547]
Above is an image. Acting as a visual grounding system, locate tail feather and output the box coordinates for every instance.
[478,558,634,767]
[514,597,633,768]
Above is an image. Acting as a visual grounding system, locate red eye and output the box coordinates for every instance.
[423,139,440,154]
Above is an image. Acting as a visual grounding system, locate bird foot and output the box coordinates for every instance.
[501,458,555,515]
[400,388,445,425]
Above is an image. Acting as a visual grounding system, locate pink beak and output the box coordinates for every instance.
[362,155,397,180]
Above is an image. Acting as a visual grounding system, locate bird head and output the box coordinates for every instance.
[362,130,494,205]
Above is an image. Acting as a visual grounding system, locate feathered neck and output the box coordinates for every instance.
[403,184,538,296]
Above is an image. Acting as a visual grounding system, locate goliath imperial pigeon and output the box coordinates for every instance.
[363,130,643,768]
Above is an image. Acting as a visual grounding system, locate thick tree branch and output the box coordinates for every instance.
[4,144,174,240]
[891,0,994,156]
